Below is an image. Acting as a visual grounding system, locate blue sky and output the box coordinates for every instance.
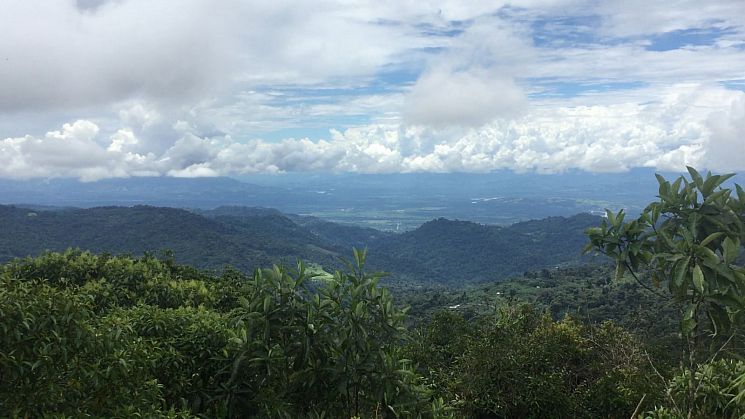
[0,0,744,180]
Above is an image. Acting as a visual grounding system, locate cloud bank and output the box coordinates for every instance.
[3,84,742,181]
[1,0,744,179]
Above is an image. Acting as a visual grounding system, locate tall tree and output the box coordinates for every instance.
[586,167,745,417]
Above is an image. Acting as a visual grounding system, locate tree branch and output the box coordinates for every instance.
[623,260,666,298]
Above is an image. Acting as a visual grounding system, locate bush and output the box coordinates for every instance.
[645,359,745,418]
[0,249,435,418]
[220,250,432,417]
[409,305,661,418]
[0,275,167,417]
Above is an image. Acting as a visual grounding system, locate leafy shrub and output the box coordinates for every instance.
[645,359,745,418]
[221,250,432,417]
[0,275,167,417]
[102,305,235,415]
[409,305,661,418]
[0,249,436,418]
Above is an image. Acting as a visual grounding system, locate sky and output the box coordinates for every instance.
[1,0,744,181]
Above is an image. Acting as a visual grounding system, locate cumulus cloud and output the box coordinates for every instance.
[1,120,121,181]
[405,71,526,127]
[2,1,745,178]
[0,1,239,112]
[2,84,742,180]
[403,15,531,127]
[0,0,460,113]
[704,94,745,171]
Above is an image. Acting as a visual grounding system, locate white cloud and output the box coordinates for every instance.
[1,120,106,180]
[596,0,745,37]
[704,94,745,171]
[2,1,745,178]
[0,1,237,111]
[404,71,526,127]
[403,15,532,127]
[107,128,138,152]
[118,104,160,132]
[0,0,451,112]
[2,84,742,180]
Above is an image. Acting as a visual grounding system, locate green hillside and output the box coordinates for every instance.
[2,168,744,418]
[368,213,602,284]
[0,204,601,285]
[0,205,346,272]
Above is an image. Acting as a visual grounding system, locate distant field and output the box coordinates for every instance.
[298,197,628,231]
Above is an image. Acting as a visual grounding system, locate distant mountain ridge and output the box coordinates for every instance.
[0,204,600,285]
[0,171,669,228]
[366,213,600,284]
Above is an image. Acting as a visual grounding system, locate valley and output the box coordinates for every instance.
[0,169,667,230]
[0,203,600,286]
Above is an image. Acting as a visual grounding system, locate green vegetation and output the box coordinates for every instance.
[0,249,432,418]
[1,168,743,417]
[2,249,677,418]
[0,204,599,285]
[397,264,680,349]
[587,167,745,418]
[367,213,601,283]
[0,205,353,273]
[406,307,661,418]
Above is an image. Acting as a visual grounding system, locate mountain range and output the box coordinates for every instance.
[0,170,668,229]
[0,204,600,285]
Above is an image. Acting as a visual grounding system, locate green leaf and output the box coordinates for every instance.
[659,230,676,248]
[673,256,690,289]
[704,189,731,204]
[712,291,745,311]
[700,232,723,247]
[718,172,736,185]
[736,184,745,204]
[616,210,626,226]
[585,227,603,236]
[681,228,694,246]
[671,176,683,194]
[681,304,697,336]
[656,174,669,197]
[605,209,616,226]
[723,237,740,264]
[681,317,697,336]
[696,245,720,266]
[702,174,720,197]
[702,173,735,198]
[693,264,705,294]
[687,166,703,189]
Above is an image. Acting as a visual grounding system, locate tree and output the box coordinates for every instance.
[218,248,434,417]
[1,249,437,417]
[407,305,659,418]
[585,167,745,418]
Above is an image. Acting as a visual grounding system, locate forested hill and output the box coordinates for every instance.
[0,204,599,284]
[0,205,347,272]
[367,213,602,284]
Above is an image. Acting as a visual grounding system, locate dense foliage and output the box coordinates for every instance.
[399,264,680,351]
[407,306,662,418]
[2,167,743,418]
[368,213,600,283]
[2,248,697,418]
[0,204,598,285]
[586,167,745,418]
[0,249,432,418]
